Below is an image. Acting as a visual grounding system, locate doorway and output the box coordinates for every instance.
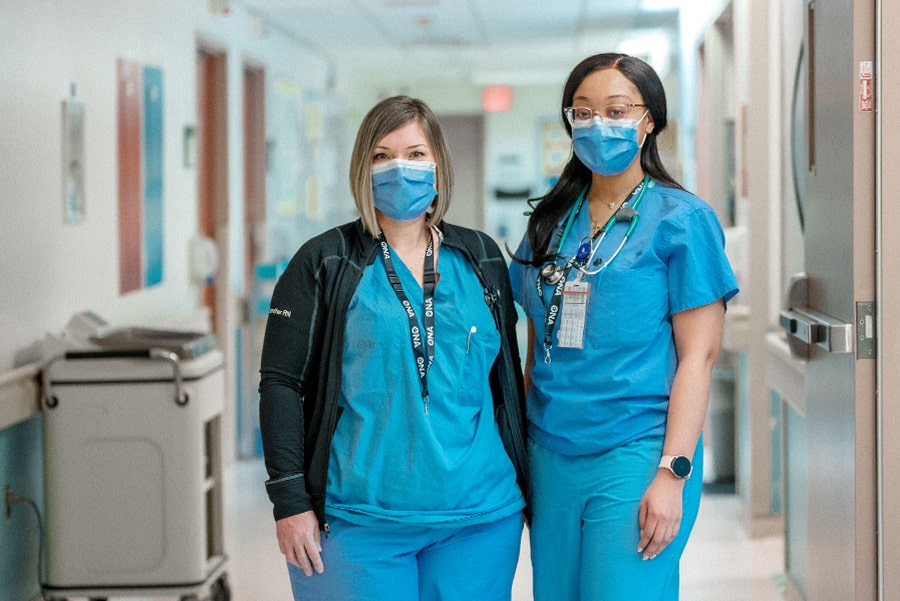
[238,64,266,458]
[197,47,232,460]
[197,48,228,339]
[767,0,878,599]
[436,114,485,230]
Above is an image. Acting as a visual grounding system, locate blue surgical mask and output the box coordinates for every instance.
[372,159,437,221]
[571,112,648,176]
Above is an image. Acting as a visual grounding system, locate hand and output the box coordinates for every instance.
[636,472,685,561]
[276,510,324,576]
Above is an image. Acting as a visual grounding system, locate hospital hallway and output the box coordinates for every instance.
[210,458,785,601]
[9,1,900,600]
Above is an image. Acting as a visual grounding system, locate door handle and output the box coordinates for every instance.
[779,307,853,353]
[779,273,853,358]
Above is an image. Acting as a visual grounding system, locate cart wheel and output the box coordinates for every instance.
[211,573,232,601]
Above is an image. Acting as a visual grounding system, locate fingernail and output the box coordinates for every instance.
[637,546,644,553]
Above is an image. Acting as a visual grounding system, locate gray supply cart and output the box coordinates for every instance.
[40,327,230,601]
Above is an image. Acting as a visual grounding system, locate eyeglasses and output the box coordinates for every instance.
[564,104,647,126]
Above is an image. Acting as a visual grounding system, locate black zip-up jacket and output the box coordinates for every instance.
[259,219,530,528]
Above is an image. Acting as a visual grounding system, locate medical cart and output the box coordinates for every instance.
[40,320,230,601]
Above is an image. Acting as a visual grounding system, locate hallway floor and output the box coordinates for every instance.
[116,458,786,601]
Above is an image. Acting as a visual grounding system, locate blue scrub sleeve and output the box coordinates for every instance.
[660,206,739,314]
[508,235,533,309]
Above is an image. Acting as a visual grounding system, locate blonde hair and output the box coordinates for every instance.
[349,96,453,237]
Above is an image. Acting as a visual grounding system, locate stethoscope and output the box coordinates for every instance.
[539,173,650,287]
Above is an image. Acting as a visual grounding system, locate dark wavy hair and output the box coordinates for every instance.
[513,53,684,266]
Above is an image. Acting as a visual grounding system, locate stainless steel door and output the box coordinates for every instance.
[775,0,879,599]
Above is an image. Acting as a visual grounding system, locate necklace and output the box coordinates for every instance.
[542,173,650,285]
[536,174,650,364]
[590,197,626,235]
[589,193,619,210]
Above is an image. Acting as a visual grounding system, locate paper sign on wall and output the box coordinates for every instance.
[859,61,874,113]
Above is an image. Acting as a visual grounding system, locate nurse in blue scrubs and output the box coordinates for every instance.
[509,54,739,601]
[259,96,529,601]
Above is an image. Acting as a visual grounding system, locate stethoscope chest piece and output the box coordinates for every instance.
[540,263,565,285]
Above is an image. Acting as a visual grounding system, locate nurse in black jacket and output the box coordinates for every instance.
[258,95,529,601]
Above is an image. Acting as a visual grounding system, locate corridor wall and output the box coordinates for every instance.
[0,2,330,599]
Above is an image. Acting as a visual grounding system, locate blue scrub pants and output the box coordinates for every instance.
[528,435,703,601]
[287,511,523,601]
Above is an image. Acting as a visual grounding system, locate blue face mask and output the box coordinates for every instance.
[372,159,437,222]
[571,112,648,176]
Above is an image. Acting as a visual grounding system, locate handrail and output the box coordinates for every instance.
[0,361,43,431]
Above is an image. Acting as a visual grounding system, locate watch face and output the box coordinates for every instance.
[672,456,692,478]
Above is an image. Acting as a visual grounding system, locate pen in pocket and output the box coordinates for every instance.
[466,325,477,354]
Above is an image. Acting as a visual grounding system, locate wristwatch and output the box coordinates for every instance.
[659,455,693,479]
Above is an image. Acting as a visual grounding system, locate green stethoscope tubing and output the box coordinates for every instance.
[549,172,650,278]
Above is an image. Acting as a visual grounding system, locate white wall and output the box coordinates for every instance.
[0,1,330,371]
[481,85,563,252]
[0,4,334,597]
[1,1,194,369]
[679,0,735,191]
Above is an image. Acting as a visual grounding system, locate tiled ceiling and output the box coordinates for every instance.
[237,0,681,85]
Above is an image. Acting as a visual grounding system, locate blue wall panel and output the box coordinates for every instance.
[0,417,44,601]
[142,66,164,288]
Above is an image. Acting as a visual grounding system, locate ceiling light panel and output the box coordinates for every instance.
[583,0,647,19]
[241,1,393,52]
[356,0,483,46]
[467,1,583,41]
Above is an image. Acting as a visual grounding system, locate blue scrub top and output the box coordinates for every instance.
[326,242,525,525]
[510,180,739,457]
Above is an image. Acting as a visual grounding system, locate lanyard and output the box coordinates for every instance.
[536,258,576,363]
[379,234,436,415]
[536,174,649,363]
[572,175,648,278]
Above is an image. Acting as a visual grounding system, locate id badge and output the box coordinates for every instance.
[557,280,590,348]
